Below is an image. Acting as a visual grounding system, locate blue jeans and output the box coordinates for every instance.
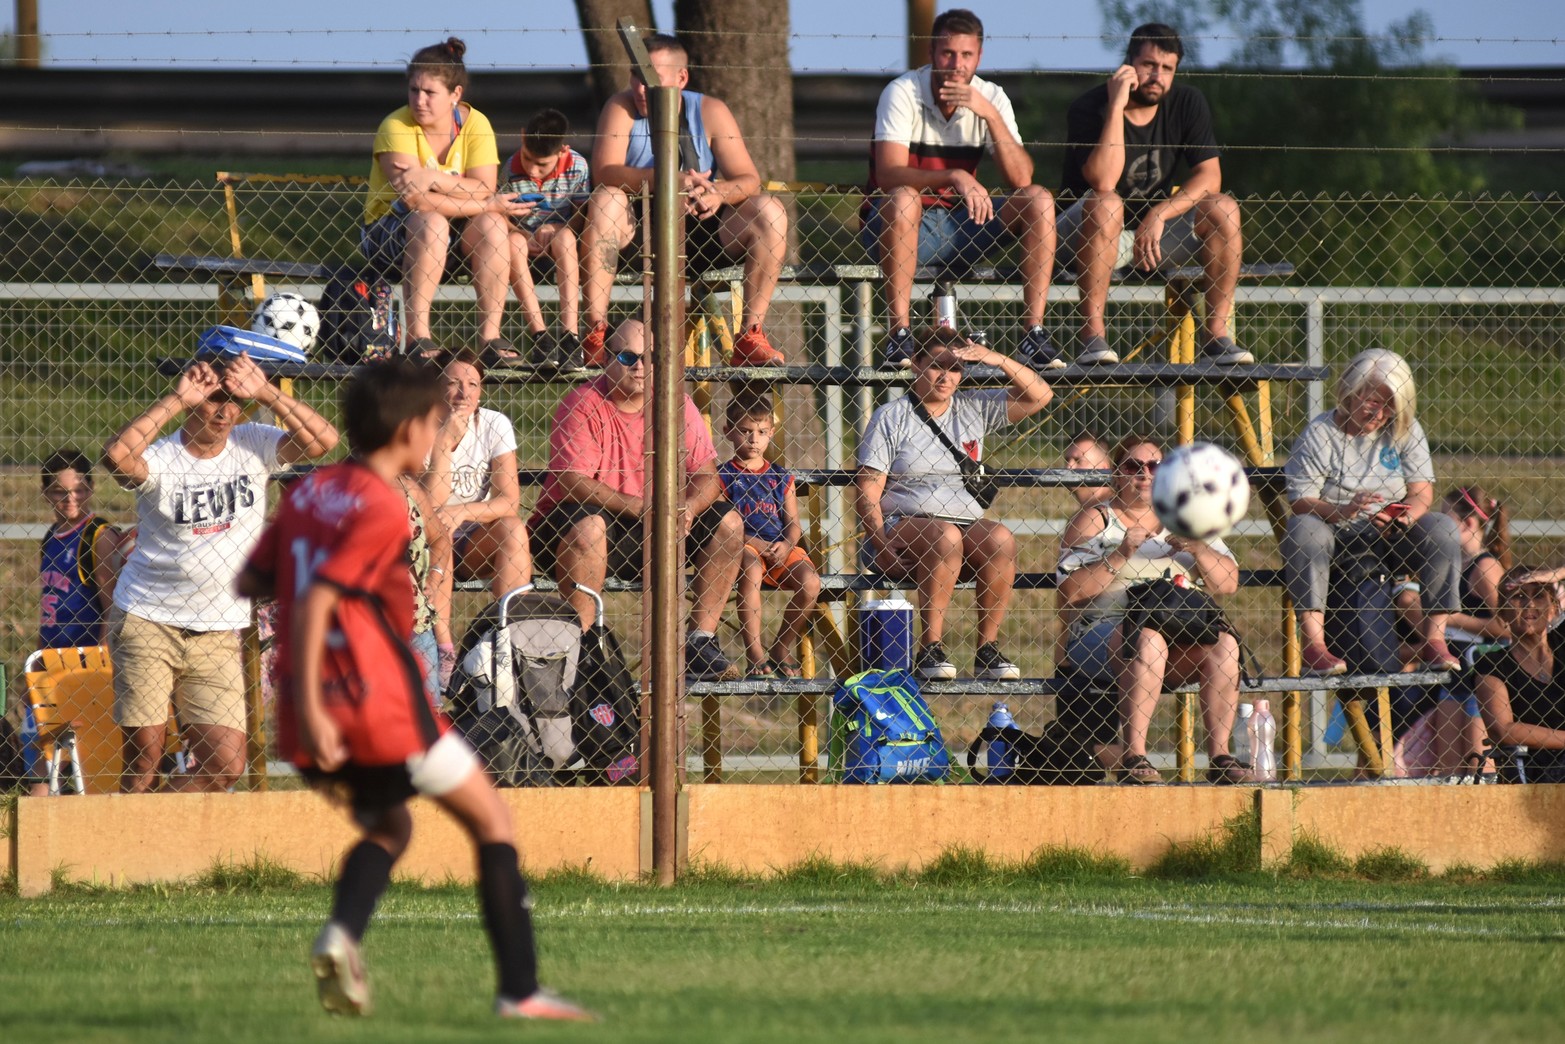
[861,199,1010,272]
[410,627,441,708]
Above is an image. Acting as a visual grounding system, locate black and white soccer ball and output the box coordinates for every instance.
[1152,442,1251,540]
[251,292,320,353]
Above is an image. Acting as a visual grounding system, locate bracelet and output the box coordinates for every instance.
[429,566,447,576]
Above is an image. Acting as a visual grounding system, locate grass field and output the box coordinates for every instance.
[3,859,1564,1043]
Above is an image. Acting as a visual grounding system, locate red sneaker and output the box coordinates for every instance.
[1300,643,1348,677]
[1417,638,1461,671]
[730,324,784,367]
[496,989,598,1022]
[582,320,608,368]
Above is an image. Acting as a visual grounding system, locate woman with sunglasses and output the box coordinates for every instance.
[1473,567,1565,783]
[1056,435,1247,784]
[855,326,1053,680]
[1283,348,1462,677]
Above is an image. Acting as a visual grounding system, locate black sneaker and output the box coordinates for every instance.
[883,326,914,368]
[528,329,558,370]
[686,632,739,682]
[554,331,586,372]
[974,642,1020,681]
[913,642,957,681]
[1016,325,1065,370]
[1200,335,1255,365]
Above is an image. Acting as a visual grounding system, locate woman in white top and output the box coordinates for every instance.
[423,348,531,620]
[1056,435,1246,784]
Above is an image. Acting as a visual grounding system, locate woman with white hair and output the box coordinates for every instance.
[1283,348,1462,676]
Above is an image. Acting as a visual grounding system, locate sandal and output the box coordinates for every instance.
[746,659,782,680]
[1119,753,1163,785]
[774,660,804,679]
[1206,753,1252,785]
[479,337,522,367]
[407,336,441,359]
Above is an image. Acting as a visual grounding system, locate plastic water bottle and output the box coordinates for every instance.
[933,282,959,329]
[1249,699,1277,781]
[1232,702,1254,768]
[984,702,1015,782]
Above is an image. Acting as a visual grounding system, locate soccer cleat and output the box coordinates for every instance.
[581,320,609,368]
[311,922,371,1017]
[1076,335,1120,366]
[1300,643,1348,678]
[1016,325,1065,370]
[914,642,957,681]
[496,989,598,1022]
[1200,335,1255,365]
[974,642,1021,681]
[686,632,740,682]
[731,324,784,367]
[883,326,915,368]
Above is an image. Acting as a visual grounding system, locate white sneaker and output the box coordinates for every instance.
[311,922,371,1016]
[1076,335,1120,365]
[496,988,598,1022]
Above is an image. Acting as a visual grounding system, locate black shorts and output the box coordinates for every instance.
[302,762,418,829]
[632,201,729,275]
[531,500,735,581]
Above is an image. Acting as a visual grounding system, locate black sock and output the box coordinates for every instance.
[331,840,395,941]
[478,842,540,1000]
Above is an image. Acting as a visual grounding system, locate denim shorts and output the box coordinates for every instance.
[860,199,1011,270]
[1064,617,1120,684]
[360,203,467,281]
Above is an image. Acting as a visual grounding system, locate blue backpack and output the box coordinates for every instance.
[833,669,950,783]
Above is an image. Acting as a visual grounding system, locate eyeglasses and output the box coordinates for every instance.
[613,350,647,367]
[1117,458,1162,474]
[44,486,90,500]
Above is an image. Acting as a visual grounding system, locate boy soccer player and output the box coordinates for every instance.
[237,358,591,1022]
[502,108,591,371]
[717,397,821,678]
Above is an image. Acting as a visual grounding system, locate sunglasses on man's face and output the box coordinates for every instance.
[613,350,647,368]
[1117,458,1162,474]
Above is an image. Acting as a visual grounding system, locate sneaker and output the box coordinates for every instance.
[974,642,1021,681]
[582,320,609,368]
[1200,335,1255,365]
[1416,638,1461,672]
[496,988,598,1022]
[686,632,739,682]
[883,326,915,369]
[311,922,371,1017]
[554,331,586,372]
[731,324,784,366]
[528,329,558,370]
[1016,325,1065,370]
[1076,335,1119,366]
[1300,643,1348,678]
[914,642,957,681]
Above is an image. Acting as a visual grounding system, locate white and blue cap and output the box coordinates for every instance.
[195,324,307,365]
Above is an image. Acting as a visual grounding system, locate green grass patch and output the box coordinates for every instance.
[1285,833,1355,879]
[1352,847,1432,882]
[196,854,310,892]
[1147,810,1264,879]
[2,876,1564,1042]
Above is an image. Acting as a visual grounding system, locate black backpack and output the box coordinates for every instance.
[316,264,400,363]
[964,718,1104,786]
[568,621,641,785]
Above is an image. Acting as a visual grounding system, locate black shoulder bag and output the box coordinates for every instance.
[907,396,997,509]
[1120,572,1264,684]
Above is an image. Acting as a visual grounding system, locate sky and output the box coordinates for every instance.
[17,0,1563,71]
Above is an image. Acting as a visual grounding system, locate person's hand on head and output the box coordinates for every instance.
[220,351,269,400]
[1108,65,1138,108]
[176,361,223,407]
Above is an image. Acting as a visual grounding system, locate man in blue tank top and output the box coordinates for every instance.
[38,448,127,649]
[580,32,787,369]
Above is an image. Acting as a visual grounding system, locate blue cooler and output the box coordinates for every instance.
[859,597,914,672]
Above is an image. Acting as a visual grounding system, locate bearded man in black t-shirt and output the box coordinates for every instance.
[1057,23,1251,367]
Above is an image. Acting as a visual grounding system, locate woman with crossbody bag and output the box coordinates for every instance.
[1056,435,1249,784]
[855,327,1053,680]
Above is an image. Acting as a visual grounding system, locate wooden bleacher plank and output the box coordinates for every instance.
[686,669,1450,698]
[153,253,333,281]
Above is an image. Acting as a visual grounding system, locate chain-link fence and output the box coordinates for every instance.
[4,27,1563,792]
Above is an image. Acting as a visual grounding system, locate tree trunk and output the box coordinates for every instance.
[672,1,795,185]
[574,0,656,108]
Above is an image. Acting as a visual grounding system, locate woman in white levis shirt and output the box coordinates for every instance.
[103,352,338,793]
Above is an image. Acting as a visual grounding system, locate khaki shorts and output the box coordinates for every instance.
[108,607,246,731]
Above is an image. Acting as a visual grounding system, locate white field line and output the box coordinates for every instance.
[9,897,1562,940]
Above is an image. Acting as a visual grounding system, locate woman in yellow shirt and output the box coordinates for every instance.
[361,38,532,361]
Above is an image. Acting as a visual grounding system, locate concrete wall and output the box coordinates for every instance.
[10,784,1565,895]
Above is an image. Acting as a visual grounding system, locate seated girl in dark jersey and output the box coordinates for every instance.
[1473,565,1565,784]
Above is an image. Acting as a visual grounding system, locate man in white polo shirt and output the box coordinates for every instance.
[863,8,1061,371]
[103,351,338,792]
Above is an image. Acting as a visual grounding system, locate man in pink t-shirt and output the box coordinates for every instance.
[531,320,744,680]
